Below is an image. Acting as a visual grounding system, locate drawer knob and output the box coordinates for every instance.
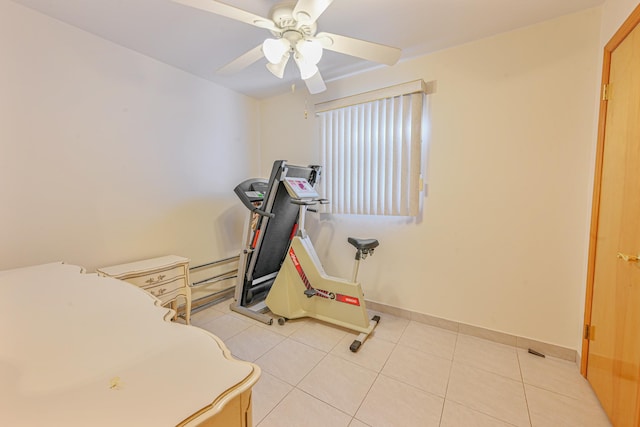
[146,274,166,284]
[151,288,166,296]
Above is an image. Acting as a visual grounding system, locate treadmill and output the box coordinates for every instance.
[230,160,321,324]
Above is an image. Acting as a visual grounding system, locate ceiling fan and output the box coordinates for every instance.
[172,0,402,94]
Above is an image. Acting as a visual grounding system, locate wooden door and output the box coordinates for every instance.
[582,5,640,426]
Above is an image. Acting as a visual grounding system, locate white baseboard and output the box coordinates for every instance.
[366,300,577,362]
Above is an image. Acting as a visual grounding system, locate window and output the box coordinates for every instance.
[316,80,429,216]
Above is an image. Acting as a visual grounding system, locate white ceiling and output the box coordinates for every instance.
[12,0,603,99]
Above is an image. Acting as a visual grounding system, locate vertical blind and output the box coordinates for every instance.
[316,81,428,216]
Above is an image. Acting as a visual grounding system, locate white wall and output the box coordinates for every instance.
[259,8,602,351]
[0,1,259,272]
[601,0,639,42]
[1,0,618,352]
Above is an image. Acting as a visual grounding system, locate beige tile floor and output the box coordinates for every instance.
[191,299,612,427]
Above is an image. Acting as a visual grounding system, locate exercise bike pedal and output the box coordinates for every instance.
[304,288,317,298]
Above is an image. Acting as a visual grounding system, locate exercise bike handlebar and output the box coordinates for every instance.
[291,198,329,206]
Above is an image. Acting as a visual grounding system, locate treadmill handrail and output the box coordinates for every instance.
[252,207,275,218]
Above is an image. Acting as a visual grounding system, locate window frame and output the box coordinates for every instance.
[315,80,430,217]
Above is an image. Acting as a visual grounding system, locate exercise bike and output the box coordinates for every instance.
[265,176,381,352]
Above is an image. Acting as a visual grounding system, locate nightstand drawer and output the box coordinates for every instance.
[146,276,187,301]
[96,255,192,325]
[126,265,187,289]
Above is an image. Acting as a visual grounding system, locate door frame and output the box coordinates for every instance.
[581,2,640,377]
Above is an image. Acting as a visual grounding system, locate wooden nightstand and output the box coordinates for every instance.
[97,255,192,324]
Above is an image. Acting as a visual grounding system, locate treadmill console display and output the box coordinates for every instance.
[234,179,270,211]
[244,191,264,202]
[284,177,319,200]
[246,181,269,202]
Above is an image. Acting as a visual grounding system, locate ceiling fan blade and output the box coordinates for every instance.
[315,32,401,66]
[217,44,264,74]
[172,0,277,31]
[292,0,334,24]
[304,70,327,94]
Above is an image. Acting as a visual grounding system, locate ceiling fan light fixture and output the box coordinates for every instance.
[294,53,319,80]
[266,52,290,79]
[296,39,323,65]
[263,38,290,64]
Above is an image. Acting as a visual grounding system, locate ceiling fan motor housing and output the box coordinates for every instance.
[270,3,317,40]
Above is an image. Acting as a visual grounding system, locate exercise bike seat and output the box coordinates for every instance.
[348,237,379,251]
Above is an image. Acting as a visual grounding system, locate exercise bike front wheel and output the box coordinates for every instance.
[277,317,287,326]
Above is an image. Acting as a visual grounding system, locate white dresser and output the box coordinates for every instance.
[97,255,192,325]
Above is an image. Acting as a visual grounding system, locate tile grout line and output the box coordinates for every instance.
[255,333,333,426]
[295,387,354,425]
[350,334,400,426]
[350,371,380,426]
[249,336,301,426]
[255,383,295,427]
[290,338,364,425]
[438,331,459,426]
[516,348,534,427]
[228,306,399,420]
[342,312,409,426]
[439,338,532,426]
[206,300,607,426]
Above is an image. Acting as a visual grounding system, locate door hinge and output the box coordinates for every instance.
[602,84,609,101]
[584,324,595,341]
